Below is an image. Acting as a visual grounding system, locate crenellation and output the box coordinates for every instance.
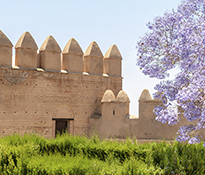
[101,90,116,103]
[103,45,122,77]
[0,30,13,47]
[0,31,123,78]
[139,89,153,102]
[84,41,103,75]
[62,38,83,73]
[116,90,130,103]
[39,35,61,72]
[0,30,13,67]
[15,32,38,69]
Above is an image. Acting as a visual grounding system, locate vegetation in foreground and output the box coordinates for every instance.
[0,133,205,174]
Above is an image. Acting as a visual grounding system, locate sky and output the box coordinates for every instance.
[0,0,182,115]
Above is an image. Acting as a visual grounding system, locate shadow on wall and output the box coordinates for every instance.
[89,89,189,140]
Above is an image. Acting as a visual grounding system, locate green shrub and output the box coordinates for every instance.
[0,133,205,174]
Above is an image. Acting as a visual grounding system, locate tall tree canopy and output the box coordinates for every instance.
[136,0,205,145]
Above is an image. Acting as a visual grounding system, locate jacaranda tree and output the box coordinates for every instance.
[136,0,205,145]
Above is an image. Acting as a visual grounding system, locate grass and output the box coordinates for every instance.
[0,133,204,174]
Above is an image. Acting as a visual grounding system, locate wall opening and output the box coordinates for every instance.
[55,120,67,136]
[53,104,74,138]
[54,119,73,137]
[113,110,115,115]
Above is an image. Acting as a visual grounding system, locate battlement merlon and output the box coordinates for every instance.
[0,30,122,78]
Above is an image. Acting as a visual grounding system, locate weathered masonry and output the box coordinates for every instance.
[0,30,189,140]
[0,31,122,138]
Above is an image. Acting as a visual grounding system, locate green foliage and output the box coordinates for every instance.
[148,141,205,174]
[0,133,205,174]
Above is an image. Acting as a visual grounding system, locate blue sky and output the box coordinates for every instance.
[0,0,182,115]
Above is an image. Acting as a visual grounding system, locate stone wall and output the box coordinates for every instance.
[0,29,193,141]
[89,89,191,140]
[0,30,122,138]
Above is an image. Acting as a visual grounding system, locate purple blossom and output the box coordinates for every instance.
[136,0,205,145]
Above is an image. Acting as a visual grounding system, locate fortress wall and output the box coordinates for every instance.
[0,30,123,138]
[134,89,194,140]
[0,30,122,77]
[89,90,131,138]
[0,67,122,137]
[90,89,191,140]
[1,30,189,141]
